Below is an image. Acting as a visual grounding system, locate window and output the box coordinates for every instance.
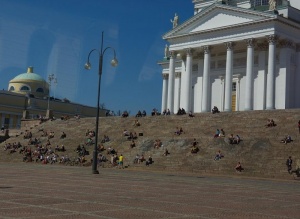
[9,86,15,91]
[36,88,44,93]
[20,86,30,91]
[251,0,268,7]
[232,82,237,92]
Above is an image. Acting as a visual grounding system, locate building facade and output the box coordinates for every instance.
[0,67,105,129]
[158,0,300,113]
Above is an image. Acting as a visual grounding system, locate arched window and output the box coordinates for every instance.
[9,86,15,91]
[36,88,44,93]
[20,86,30,91]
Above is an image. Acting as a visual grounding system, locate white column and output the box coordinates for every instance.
[161,73,169,113]
[182,48,192,112]
[256,46,267,110]
[224,42,234,112]
[219,76,224,111]
[244,39,254,111]
[202,46,211,112]
[174,72,181,112]
[296,45,300,108]
[266,35,277,110]
[236,76,241,111]
[167,51,176,113]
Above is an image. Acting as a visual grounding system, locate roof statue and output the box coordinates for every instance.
[269,0,276,10]
[164,44,169,58]
[170,13,179,29]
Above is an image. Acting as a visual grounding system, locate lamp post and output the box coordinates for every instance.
[47,74,56,118]
[84,31,118,174]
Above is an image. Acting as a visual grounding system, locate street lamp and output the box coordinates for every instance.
[84,31,118,174]
[47,74,57,118]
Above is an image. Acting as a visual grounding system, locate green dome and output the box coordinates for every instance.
[10,67,46,83]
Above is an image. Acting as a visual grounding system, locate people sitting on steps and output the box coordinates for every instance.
[136,110,142,117]
[228,134,241,144]
[265,119,276,127]
[163,148,170,156]
[60,132,66,139]
[130,140,136,148]
[214,150,224,161]
[146,155,153,166]
[212,106,220,114]
[214,129,220,138]
[191,145,199,154]
[188,111,195,117]
[235,162,244,172]
[281,135,292,144]
[176,108,186,115]
[133,120,141,127]
[122,111,129,117]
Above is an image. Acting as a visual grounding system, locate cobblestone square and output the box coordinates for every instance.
[0,164,299,218]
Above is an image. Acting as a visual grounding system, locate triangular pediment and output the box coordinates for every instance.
[163,4,276,39]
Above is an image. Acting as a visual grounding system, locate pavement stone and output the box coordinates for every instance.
[0,163,299,219]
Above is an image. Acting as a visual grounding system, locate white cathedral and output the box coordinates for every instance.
[158,0,300,114]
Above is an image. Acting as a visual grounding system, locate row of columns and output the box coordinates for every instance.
[162,35,277,113]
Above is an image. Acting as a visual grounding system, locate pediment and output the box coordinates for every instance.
[163,4,276,39]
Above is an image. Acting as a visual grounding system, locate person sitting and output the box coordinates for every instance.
[151,109,157,116]
[1,125,5,132]
[281,135,292,144]
[174,127,181,135]
[214,150,224,160]
[136,110,142,117]
[130,140,136,148]
[123,129,130,136]
[192,138,198,147]
[98,144,105,151]
[142,110,147,117]
[139,154,145,163]
[60,132,66,139]
[219,129,225,137]
[146,156,153,166]
[265,119,276,127]
[191,145,199,154]
[162,109,167,115]
[212,106,220,114]
[235,162,244,172]
[233,135,241,144]
[228,134,235,144]
[122,111,129,117]
[214,129,220,138]
[188,111,195,117]
[134,154,139,164]
[177,108,182,115]
[133,120,140,127]
[166,109,171,115]
[163,148,170,156]
[153,139,162,149]
[101,135,110,143]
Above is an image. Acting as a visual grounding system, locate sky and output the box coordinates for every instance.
[1,0,300,116]
[0,0,193,115]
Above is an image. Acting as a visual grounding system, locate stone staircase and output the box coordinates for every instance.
[0,109,299,180]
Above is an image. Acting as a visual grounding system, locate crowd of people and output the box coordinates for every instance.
[2,107,298,176]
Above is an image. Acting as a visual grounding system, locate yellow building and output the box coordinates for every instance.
[0,67,105,129]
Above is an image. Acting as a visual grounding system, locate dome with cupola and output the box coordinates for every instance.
[8,66,49,98]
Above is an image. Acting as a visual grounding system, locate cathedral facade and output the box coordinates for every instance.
[158,0,300,113]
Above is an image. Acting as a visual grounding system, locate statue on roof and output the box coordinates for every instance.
[170,13,179,29]
[269,0,276,11]
[164,44,169,58]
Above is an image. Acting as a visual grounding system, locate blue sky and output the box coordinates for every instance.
[0,0,193,115]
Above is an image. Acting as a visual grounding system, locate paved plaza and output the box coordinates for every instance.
[0,163,299,219]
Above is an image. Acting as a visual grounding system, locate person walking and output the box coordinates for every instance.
[286,156,293,174]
